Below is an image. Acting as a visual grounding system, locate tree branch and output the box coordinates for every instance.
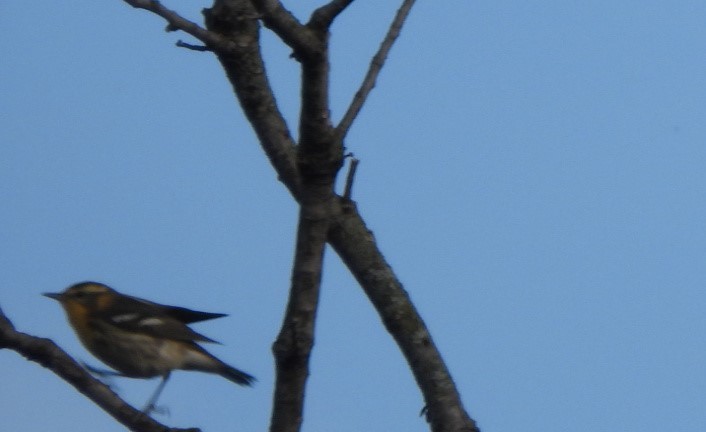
[175,40,212,52]
[204,0,301,196]
[250,0,321,57]
[342,156,359,200]
[335,0,416,142]
[328,207,480,432]
[121,0,232,51]
[0,307,197,432]
[202,1,477,431]
[270,193,333,432]
[298,34,340,170]
[309,0,355,29]
[112,1,478,431]
[269,2,340,428]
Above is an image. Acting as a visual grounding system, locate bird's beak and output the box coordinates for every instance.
[43,292,63,301]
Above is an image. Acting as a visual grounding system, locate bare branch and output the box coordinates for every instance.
[328,210,480,432]
[270,200,331,432]
[250,0,322,56]
[267,0,341,424]
[113,1,477,431]
[342,156,359,200]
[309,0,355,29]
[203,1,477,430]
[205,0,301,196]
[175,40,212,52]
[335,0,416,141]
[121,0,232,51]
[0,307,197,432]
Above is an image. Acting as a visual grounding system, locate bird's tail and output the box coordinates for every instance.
[183,344,256,386]
[219,363,256,386]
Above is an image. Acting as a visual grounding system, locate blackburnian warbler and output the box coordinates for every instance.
[44,281,255,412]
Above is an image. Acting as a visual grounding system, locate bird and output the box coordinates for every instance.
[44,281,255,413]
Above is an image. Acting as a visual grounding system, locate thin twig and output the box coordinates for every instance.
[335,0,417,141]
[342,156,360,200]
[122,0,231,51]
[176,40,212,52]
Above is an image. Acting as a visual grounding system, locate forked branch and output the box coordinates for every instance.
[250,0,322,56]
[309,0,355,29]
[99,1,478,432]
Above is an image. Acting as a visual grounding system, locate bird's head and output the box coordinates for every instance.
[44,281,115,311]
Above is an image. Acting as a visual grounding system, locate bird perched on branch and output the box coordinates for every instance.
[44,281,255,413]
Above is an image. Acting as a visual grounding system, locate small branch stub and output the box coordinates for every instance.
[176,40,212,51]
[343,156,360,201]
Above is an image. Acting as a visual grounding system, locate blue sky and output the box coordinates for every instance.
[3,1,706,431]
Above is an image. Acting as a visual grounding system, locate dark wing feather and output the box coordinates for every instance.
[94,295,222,343]
[161,304,227,324]
[121,293,228,323]
[110,295,228,324]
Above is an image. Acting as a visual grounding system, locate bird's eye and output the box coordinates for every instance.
[72,291,86,299]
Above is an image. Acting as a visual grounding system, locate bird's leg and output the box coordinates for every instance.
[142,372,171,415]
[81,361,123,391]
[82,362,124,377]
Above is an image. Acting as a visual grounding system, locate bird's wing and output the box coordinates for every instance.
[124,294,228,323]
[94,297,221,343]
[163,304,228,324]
